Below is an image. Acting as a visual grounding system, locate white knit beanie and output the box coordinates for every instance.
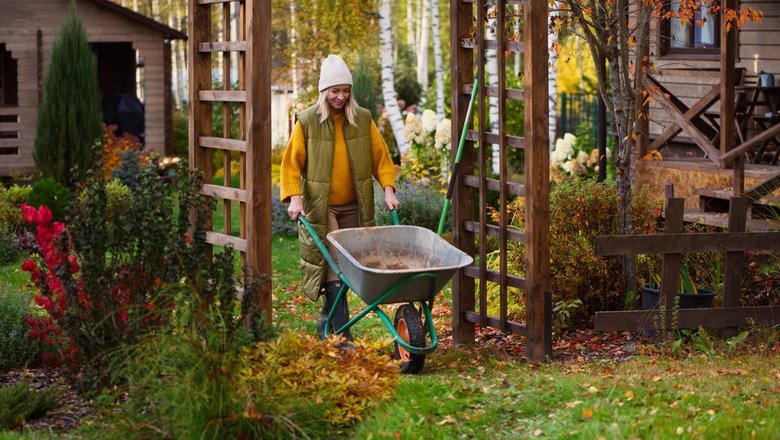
[318,55,353,92]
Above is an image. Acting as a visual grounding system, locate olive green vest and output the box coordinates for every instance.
[297,105,376,300]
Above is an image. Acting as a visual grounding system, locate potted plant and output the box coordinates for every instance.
[640,260,716,310]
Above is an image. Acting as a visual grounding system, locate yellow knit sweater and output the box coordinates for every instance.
[280,113,396,205]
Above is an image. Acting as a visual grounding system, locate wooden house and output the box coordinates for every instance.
[0,0,186,177]
[637,0,780,229]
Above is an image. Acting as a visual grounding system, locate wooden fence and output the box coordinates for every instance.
[594,185,780,334]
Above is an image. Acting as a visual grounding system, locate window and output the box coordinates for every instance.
[660,0,720,56]
[0,43,19,107]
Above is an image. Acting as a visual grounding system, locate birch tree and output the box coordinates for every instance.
[548,1,560,149]
[380,0,410,156]
[416,1,429,93]
[486,8,500,174]
[430,0,445,118]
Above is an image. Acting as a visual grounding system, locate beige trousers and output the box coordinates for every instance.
[325,201,360,283]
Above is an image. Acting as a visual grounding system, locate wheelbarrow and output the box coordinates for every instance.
[298,213,473,374]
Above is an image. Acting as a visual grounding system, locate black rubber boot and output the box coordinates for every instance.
[316,281,354,342]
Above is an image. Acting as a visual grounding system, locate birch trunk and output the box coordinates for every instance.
[486,10,500,174]
[416,0,429,93]
[431,0,444,118]
[380,0,410,156]
[167,1,182,110]
[548,1,559,147]
[289,0,299,102]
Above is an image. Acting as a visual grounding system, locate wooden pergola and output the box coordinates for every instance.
[187,0,553,361]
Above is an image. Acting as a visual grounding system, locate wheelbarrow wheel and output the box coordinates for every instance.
[393,304,426,374]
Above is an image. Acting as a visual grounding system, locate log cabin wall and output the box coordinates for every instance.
[0,0,184,177]
[646,1,780,145]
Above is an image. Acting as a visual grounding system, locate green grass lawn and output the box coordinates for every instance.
[2,235,779,439]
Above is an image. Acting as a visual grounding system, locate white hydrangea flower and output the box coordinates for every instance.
[562,159,577,174]
[434,118,452,151]
[563,132,577,145]
[576,150,590,165]
[555,137,574,159]
[422,109,439,134]
[550,149,567,167]
[403,113,423,144]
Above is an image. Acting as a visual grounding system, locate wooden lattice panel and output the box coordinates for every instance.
[188,0,272,319]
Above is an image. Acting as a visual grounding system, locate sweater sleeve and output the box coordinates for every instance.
[279,122,307,202]
[370,120,397,190]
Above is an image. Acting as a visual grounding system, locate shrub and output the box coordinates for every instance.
[0,225,22,265]
[0,381,61,430]
[26,177,72,222]
[374,180,447,233]
[0,184,32,232]
[19,165,218,388]
[0,287,43,369]
[101,124,143,180]
[271,187,297,236]
[33,2,102,187]
[352,57,381,121]
[498,178,662,327]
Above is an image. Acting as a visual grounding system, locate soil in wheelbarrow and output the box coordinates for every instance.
[357,253,430,271]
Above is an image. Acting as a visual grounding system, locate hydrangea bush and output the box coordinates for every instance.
[549,132,612,182]
[401,109,452,188]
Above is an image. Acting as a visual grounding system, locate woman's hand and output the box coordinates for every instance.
[288,195,306,220]
[384,186,400,211]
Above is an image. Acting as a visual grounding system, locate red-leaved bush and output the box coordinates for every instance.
[21,203,80,367]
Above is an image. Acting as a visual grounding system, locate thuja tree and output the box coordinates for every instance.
[34,0,102,187]
[552,0,762,296]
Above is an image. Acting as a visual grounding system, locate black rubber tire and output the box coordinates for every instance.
[393,304,426,374]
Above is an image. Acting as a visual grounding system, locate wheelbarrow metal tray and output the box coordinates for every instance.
[327,225,473,304]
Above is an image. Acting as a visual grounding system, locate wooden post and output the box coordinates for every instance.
[245,0,273,321]
[524,0,551,362]
[451,0,476,345]
[720,0,737,161]
[723,197,748,337]
[660,198,684,306]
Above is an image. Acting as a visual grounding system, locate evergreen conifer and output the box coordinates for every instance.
[34,0,102,187]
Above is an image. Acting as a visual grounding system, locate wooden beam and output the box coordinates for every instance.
[719,122,780,164]
[594,306,780,331]
[205,231,247,252]
[244,0,273,321]
[462,175,525,196]
[199,136,247,152]
[463,311,527,335]
[649,83,721,150]
[595,231,780,255]
[466,130,525,148]
[523,0,551,362]
[451,0,476,345]
[646,77,723,164]
[462,84,524,101]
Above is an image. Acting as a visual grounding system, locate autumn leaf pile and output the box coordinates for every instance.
[240,331,399,426]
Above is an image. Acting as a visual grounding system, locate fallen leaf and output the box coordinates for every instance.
[582,407,594,419]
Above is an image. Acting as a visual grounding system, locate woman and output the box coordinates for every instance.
[280,54,400,340]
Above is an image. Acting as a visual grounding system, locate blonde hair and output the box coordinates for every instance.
[315,89,358,126]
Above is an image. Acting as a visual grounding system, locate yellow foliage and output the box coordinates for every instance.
[239,331,399,426]
[556,36,598,95]
[642,149,663,161]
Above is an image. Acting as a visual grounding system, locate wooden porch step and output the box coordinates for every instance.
[694,188,780,219]
[683,208,780,231]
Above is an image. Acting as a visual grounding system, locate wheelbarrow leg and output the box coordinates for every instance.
[316,280,354,341]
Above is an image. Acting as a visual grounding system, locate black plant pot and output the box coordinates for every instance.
[640,285,716,310]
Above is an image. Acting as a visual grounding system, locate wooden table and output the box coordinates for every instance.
[735,85,780,163]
